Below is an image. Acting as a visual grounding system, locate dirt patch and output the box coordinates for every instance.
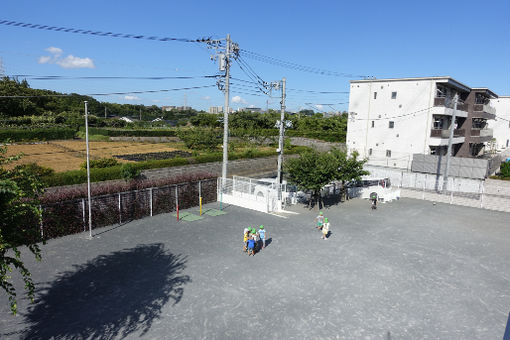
[114,151,192,161]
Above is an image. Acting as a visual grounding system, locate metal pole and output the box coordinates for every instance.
[276,78,286,203]
[175,185,179,221]
[149,187,153,217]
[39,205,44,238]
[84,101,93,239]
[442,93,459,193]
[221,34,231,192]
[199,180,202,215]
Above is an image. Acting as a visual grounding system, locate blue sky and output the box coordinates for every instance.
[1,0,510,114]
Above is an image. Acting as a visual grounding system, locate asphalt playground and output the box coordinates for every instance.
[1,197,509,339]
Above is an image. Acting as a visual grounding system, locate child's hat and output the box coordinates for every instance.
[324,218,328,223]
[244,228,249,233]
[319,211,323,215]
[259,225,264,229]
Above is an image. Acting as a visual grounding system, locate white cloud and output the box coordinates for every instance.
[38,56,52,64]
[152,99,161,103]
[315,104,323,110]
[232,95,247,104]
[38,47,95,69]
[124,95,141,101]
[202,96,211,100]
[45,46,63,56]
[56,55,95,69]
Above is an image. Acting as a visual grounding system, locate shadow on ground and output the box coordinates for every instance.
[19,243,190,340]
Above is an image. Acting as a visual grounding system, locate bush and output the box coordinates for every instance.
[120,163,140,181]
[176,128,222,150]
[80,158,119,170]
[0,127,76,142]
[500,161,510,177]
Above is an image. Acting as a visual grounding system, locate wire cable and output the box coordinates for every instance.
[0,19,221,44]
[7,74,220,81]
[240,48,368,78]
[0,84,217,98]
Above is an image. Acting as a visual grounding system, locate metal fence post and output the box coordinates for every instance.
[39,205,44,238]
[150,187,153,217]
[175,185,179,221]
[118,192,122,224]
[480,181,484,208]
[422,175,426,199]
[81,198,86,232]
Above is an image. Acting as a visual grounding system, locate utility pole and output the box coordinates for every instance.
[221,34,231,190]
[276,78,286,204]
[104,106,107,119]
[442,93,459,193]
[139,107,142,121]
[84,101,93,239]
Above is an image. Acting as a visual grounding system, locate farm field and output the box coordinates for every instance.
[4,140,186,172]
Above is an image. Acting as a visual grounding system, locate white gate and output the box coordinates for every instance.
[217,176,282,213]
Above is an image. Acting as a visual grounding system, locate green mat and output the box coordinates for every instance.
[172,211,203,221]
[203,208,227,216]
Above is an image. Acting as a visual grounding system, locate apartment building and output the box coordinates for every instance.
[347,77,498,168]
[489,96,510,150]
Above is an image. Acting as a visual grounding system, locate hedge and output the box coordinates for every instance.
[80,127,179,137]
[42,147,310,187]
[0,127,76,142]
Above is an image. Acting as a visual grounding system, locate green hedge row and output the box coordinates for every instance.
[81,127,179,137]
[0,127,76,142]
[43,146,311,187]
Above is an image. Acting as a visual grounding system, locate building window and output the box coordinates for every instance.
[391,92,397,99]
[386,150,391,157]
[389,121,394,128]
[369,148,372,156]
[374,92,377,99]
[371,121,375,128]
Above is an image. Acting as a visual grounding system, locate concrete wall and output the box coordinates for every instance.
[411,154,488,179]
[489,96,510,150]
[347,78,436,165]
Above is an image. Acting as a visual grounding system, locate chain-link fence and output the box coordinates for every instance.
[40,178,217,239]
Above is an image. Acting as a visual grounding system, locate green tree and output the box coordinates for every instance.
[177,128,222,151]
[0,147,44,314]
[330,149,369,201]
[120,163,140,181]
[500,161,510,178]
[285,149,337,208]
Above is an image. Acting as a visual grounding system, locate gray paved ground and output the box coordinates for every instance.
[1,198,510,339]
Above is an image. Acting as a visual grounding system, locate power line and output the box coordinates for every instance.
[240,48,368,78]
[0,19,221,44]
[7,74,219,81]
[0,84,216,98]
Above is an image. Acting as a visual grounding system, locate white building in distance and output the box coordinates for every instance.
[347,76,498,169]
[489,96,510,150]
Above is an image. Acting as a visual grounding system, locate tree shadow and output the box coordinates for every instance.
[20,243,190,340]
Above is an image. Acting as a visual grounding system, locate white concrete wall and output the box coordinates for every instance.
[489,96,510,150]
[347,79,438,169]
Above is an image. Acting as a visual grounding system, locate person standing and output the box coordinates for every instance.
[258,225,267,249]
[315,211,325,229]
[321,218,330,240]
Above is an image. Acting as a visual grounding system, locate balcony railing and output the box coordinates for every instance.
[434,97,468,111]
[470,128,493,138]
[473,103,496,115]
[430,128,465,138]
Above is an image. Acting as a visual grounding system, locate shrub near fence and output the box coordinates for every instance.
[40,178,217,239]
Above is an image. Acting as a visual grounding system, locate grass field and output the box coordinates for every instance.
[4,140,276,173]
[5,140,185,172]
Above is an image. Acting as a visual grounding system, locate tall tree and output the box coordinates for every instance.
[330,148,369,201]
[0,146,44,314]
[284,149,337,208]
